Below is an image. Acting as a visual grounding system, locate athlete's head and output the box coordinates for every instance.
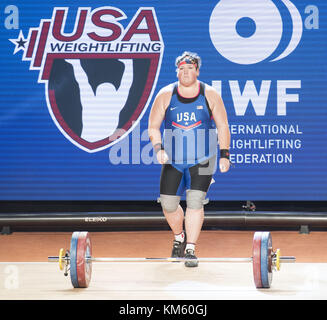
[175,51,201,70]
[175,51,201,86]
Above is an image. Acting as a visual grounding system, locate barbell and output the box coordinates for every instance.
[48,231,295,289]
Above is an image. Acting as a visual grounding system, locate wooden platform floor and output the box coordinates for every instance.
[1,230,327,300]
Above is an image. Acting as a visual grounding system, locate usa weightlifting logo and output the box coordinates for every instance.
[209,0,304,64]
[9,7,164,152]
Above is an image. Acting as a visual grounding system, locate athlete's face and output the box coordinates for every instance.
[177,63,199,86]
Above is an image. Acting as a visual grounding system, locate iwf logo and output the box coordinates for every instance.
[9,7,164,152]
[209,0,316,65]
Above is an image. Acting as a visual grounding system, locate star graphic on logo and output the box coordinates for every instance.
[9,30,28,55]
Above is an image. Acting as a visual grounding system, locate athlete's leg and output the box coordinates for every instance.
[160,195,184,235]
[184,192,206,245]
[159,163,186,257]
[159,163,185,233]
[184,156,216,266]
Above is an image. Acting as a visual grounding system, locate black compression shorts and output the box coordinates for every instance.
[160,156,217,196]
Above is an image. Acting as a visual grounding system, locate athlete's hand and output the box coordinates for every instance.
[219,158,230,173]
[156,150,169,164]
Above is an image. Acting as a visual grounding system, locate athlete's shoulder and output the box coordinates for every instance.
[203,82,223,110]
[204,83,222,100]
[154,83,174,103]
[156,83,175,96]
[151,83,175,111]
[203,82,220,96]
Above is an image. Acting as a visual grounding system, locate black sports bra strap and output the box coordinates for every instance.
[199,81,205,96]
[172,82,179,96]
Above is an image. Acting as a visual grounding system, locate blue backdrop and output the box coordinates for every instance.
[1,0,326,200]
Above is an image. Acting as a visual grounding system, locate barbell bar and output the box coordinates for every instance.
[48,231,295,289]
[48,256,295,263]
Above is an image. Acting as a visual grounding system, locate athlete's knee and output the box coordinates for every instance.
[186,190,207,210]
[158,194,181,213]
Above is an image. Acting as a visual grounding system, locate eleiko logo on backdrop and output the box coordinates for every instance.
[209,0,303,64]
[9,7,164,152]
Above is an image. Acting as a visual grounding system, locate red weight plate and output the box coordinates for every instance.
[252,232,263,288]
[76,231,92,288]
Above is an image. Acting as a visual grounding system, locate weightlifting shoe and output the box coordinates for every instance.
[184,249,199,267]
[171,233,187,258]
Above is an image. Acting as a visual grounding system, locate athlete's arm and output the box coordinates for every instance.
[148,85,173,146]
[148,85,173,163]
[205,85,231,172]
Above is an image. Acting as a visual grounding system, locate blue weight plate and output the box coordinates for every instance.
[70,231,80,288]
[260,232,273,288]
